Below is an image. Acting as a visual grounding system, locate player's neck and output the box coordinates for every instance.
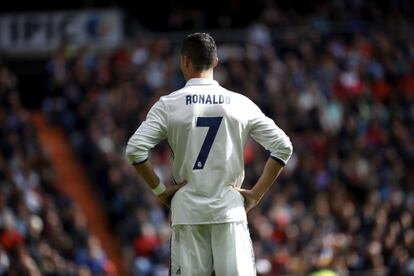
[185,69,214,81]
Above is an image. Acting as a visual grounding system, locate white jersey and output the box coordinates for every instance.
[126,78,293,226]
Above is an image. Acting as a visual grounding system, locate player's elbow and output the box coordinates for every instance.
[285,137,293,157]
[125,141,148,165]
[283,137,293,161]
[272,136,293,165]
[125,143,138,165]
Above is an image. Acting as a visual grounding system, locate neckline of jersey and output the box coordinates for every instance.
[185,78,219,87]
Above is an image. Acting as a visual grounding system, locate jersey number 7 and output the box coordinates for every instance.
[193,117,223,170]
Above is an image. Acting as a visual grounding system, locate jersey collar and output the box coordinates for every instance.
[185,78,219,87]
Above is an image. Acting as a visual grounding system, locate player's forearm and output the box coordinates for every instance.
[133,159,187,207]
[251,158,284,202]
[133,159,161,189]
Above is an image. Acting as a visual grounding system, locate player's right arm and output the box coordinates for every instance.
[235,158,284,212]
[236,100,293,212]
[248,102,293,166]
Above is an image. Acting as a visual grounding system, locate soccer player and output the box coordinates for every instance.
[126,33,293,275]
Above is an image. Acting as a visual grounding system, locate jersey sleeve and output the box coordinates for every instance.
[126,99,168,165]
[248,101,293,165]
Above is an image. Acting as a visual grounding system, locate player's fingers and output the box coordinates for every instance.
[162,182,186,196]
[232,186,245,193]
[157,195,170,207]
[233,187,249,201]
[233,187,250,203]
[159,181,187,207]
[177,180,188,187]
[173,181,187,191]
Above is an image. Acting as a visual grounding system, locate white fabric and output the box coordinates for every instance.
[126,78,293,226]
[152,182,166,196]
[170,222,256,276]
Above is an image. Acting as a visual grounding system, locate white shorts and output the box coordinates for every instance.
[170,222,256,276]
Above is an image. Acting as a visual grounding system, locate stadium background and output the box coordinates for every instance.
[1,0,414,275]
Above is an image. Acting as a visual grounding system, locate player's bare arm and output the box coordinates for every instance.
[133,159,186,207]
[235,158,284,213]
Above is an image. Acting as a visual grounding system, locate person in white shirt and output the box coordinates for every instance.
[126,32,293,276]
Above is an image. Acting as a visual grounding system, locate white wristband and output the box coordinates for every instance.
[152,182,166,196]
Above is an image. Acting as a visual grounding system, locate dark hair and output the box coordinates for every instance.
[181,33,217,71]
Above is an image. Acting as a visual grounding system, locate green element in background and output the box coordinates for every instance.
[310,269,338,276]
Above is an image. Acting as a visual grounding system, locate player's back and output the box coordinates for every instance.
[127,77,291,225]
[162,78,252,225]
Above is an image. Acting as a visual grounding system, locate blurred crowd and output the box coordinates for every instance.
[42,22,414,275]
[40,5,414,276]
[134,0,413,31]
[0,63,115,275]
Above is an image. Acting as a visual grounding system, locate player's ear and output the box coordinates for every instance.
[212,56,219,68]
[182,55,190,69]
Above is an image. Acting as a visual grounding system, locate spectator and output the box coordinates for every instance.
[0,63,112,275]
[42,5,414,274]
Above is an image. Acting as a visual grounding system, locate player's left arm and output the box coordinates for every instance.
[133,159,186,207]
[126,99,186,206]
[126,100,167,164]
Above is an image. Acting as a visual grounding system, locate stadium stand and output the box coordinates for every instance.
[41,12,414,276]
[1,1,413,275]
[0,63,116,275]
